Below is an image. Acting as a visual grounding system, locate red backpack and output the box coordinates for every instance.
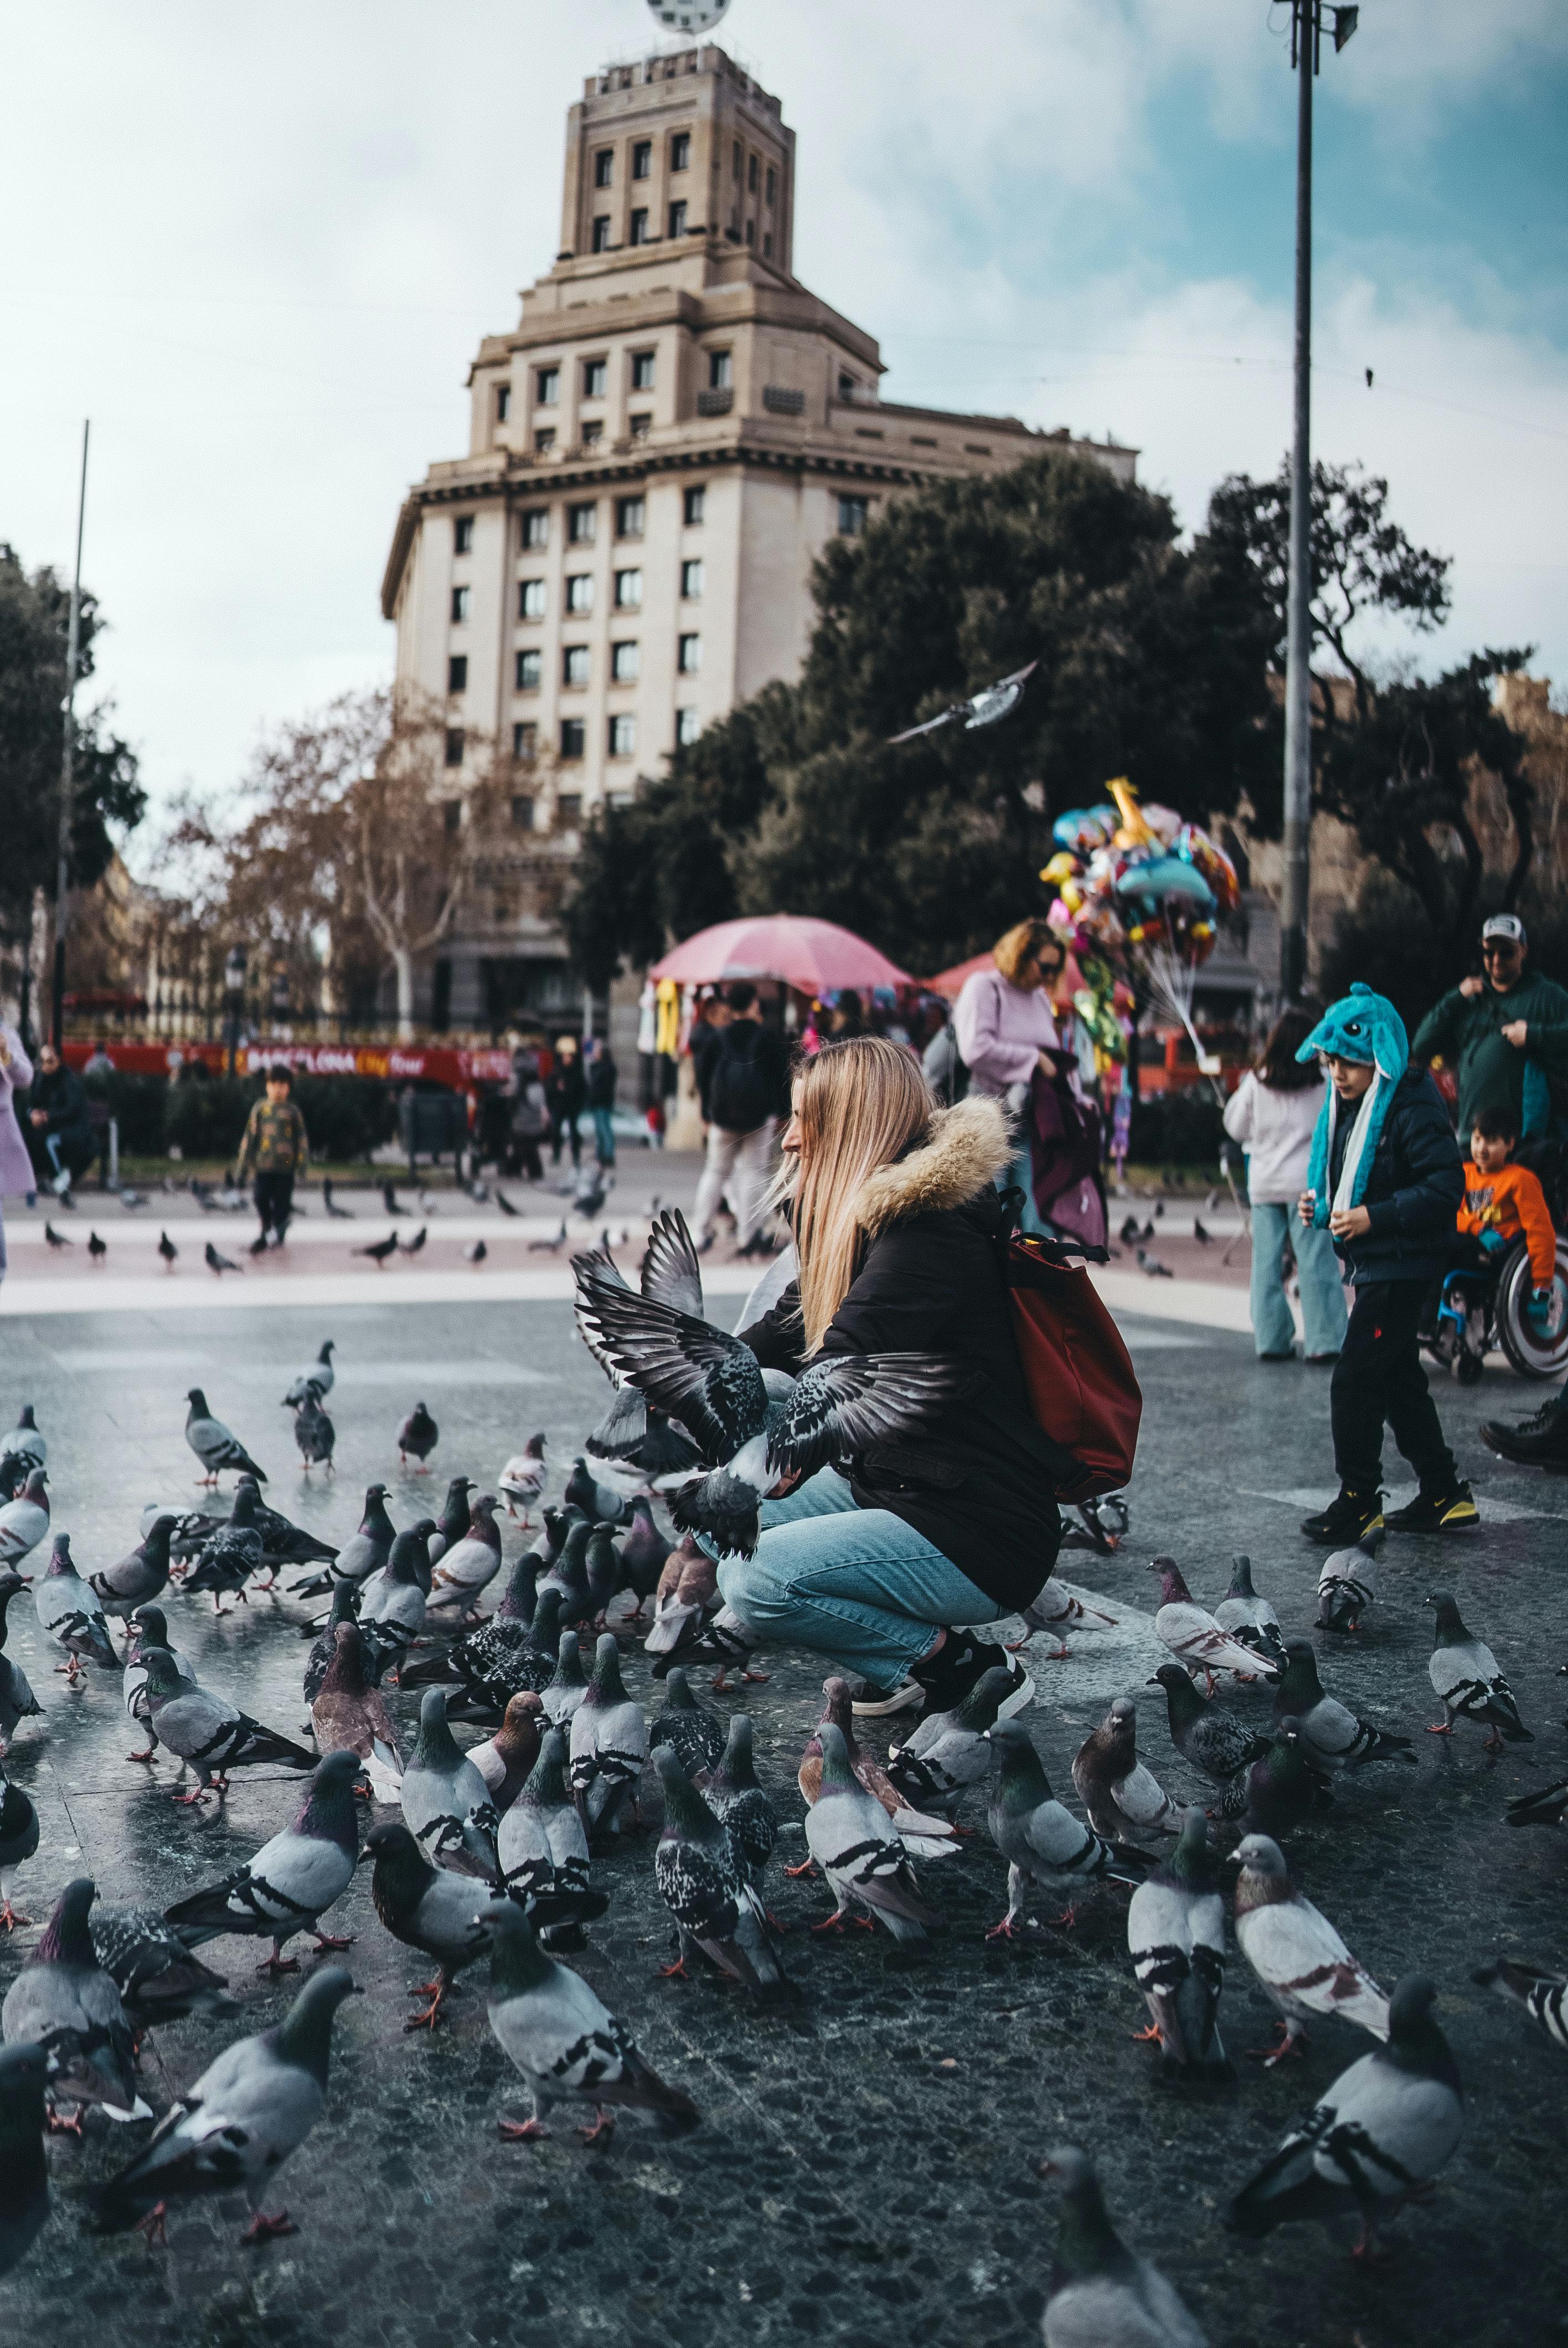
[1003,1233,1142,1499]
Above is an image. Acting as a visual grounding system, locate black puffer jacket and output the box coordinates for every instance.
[744,1095,1061,1611]
[1330,1066,1465,1285]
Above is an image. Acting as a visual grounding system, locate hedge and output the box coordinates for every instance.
[1126,1088,1227,1168]
[79,1070,400,1165]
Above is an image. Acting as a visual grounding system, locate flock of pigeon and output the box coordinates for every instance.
[0,1204,1564,2340]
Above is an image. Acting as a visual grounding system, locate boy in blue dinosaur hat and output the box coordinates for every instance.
[1294,983,1475,1541]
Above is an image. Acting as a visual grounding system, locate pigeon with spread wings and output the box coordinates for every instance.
[576,1213,705,1487]
[886,661,1038,745]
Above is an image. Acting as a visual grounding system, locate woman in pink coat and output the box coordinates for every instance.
[0,1023,36,1286]
[955,918,1098,1240]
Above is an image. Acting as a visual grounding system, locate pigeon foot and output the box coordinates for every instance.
[171,1786,215,1806]
[1247,2026,1307,2066]
[132,2202,169,2248]
[580,2108,616,2146]
[126,1747,158,1765]
[311,1929,354,1951]
[259,1950,300,1976]
[782,1858,817,1880]
[985,1916,1021,1942]
[1426,1722,1455,1737]
[1048,1905,1079,1929]
[657,1956,690,1980]
[1,1902,33,1931]
[499,2118,548,2140]
[241,2210,296,2244]
[1131,2024,1163,2045]
[47,2106,86,2137]
[404,1994,445,2031]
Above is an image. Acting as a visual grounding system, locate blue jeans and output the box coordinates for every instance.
[999,1141,1051,1238]
[714,1466,1005,1687]
[591,1106,616,1166]
[1250,1201,1348,1360]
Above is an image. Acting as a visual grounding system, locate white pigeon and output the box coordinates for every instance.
[1231,1834,1390,2064]
[1149,1557,1277,1693]
[0,1470,50,1570]
[1016,1575,1117,1659]
[1,1408,46,1474]
[498,1434,548,1522]
[1211,1554,1286,1669]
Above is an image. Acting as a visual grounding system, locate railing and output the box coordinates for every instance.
[696,388,734,416]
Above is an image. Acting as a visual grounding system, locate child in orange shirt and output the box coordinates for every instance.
[1453,1104,1556,1304]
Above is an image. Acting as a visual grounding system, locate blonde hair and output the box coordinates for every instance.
[993,918,1061,987]
[790,1037,934,1352]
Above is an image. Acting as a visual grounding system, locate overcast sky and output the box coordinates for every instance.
[4,0,1565,855]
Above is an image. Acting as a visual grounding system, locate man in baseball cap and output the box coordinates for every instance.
[1412,910,1568,1143]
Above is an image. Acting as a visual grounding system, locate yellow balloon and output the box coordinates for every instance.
[1107,776,1155,850]
[1040,852,1081,884]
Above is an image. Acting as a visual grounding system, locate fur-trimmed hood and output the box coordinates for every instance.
[854,1095,1012,1237]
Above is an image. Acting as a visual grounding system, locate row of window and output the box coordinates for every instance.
[452,565,700,636]
[592,200,696,251]
[514,635,700,690]
[442,710,699,777]
[594,129,692,187]
[534,350,658,406]
[451,488,704,567]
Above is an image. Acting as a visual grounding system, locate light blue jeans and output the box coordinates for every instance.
[714,1466,1005,1687]
[999,1141,1051,1237]
[1250,1201,1348,1360]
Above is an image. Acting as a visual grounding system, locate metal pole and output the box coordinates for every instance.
[1278,8,1313,1006]
[52,420,90,1048]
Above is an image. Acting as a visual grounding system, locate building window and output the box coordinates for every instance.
[510,792,534,827]
[581,420,603,447]
[518,578,546,621]
[515,649,541,691]
[443,799,462,835]
[616,495,645,538]
[512,723,537,763]
[747,153,759,193]
[583,357,607,400]
[556,792,582,822]
[454,515,474,554]
[591,217,611,253]
[683,485,705,527]
[632,140,652,180]
[447,654,468,694]
[762,231,772,260]
[668,198,688,239]
[838,371,857,401]
[520,508,548,549]
[630,208,649,246]
[565,573,594,614]
[536,367,559,405]
[594,148,613,188]
[534,428,556,454]
[731,140,741,180]
[681,558,704,600]
[614,568,643,609]
[675,706,700,747]
[708,349,732,391]
[608,713,637,758]
[568,502,596,544]
[558,725,585,763]
[496,383,510,421]
[450,585,470,622]
[631,350,656,390]
[443,733,464,771]
[838,494,870,536]
[670,130,690,171]
[766,165,776,205]
[630,412,651,440]
[563,645,590,687]
[611,640,640,682]
[744,220,755,246]
[678,632,702,674]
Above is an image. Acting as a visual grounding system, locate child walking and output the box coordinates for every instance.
[1224,1005,1347,1363]
[235,1064,309,1254]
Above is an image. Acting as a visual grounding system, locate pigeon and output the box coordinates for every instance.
[467,1691,545,1814]
[0,1467,50,1568]
[494,1188,519,1215]
[564,1455,631,1526]
[983,1719,1146,1935]
[1226,1975,1464,2254]
[1151,1558,1278,1692]
[123,1605,196,1760]
[282,1342,336,1408]
[184,1388,266,1485]
[805,1724,938,1943]
[323,1178,354,1217]
[1072,1697,1180,1844]
[91,1965,359,2243]
[617,1495,671,1600]
[1316,1530,1382,1633]
[2,1878,147,2120]
[1137,1248,1174,1278]
[312,1623,404,1803]
[1472,1959,1568,2054]
[427,1474,479,1566]
[645,1532,720,1658]
[1118,1214,1142,1247]
[34,1532,119,1678]
[302,1582,360,1707]
[1231,1833,1390,2063]
[1425,1592,1533,1747]
[429,1492,504,1616]
[0,1576,42,1755]
[358,1521,438,1681]
[398,1400,439,1469]
[1219,1724,1328,1841]
[1,1408,46,1476]
[291,1394,337,1477]
[652,1746,792,1999]
[400,1688,501,1878]
[291,1481,394,1600]
[569,1633,649,1839]
[406,1583,563,1718]
[886,658,1038,743]
[231,1475,337,1575]
[543,1630,590,1727]
[398,1224,428,1257]
[87,1229,107,1262]
[700,1711,780,1893]
[464,1238,489,1264]
[90,1908,235,2030]
[0,2043,50,2280]
[1016,1575,1118,1659]
[886,1665,1021,1820]
[538,1515,596,1629]
[529,1219,568,1254]
[139,1646,317,1801]
[1127,1808,1232,2079]
[1506,1777,1568,1830]
[649,1667,725,1777]
[44,1219,73,1249]
[1193,1217,1211,1245]
[1039,2145,1210,2348]
[798,1678,960,1860]
[0,1760,39,1930]
[90,1512,178,1618]
[157,1229,178,1269]
[203,1241,243,1275]
[498,1724,598,1908]
[483,1896,698,2144]
[1211,1555,1286,1670]
[355,1232,399,1268]
[362,1819,498,2029]
[183,1479,265,1609]
[584,1522,628,1626]
[1148,1663,1271,1785]
[499,1433,548,1522]
[653,1601,767,1692]
[1272,1641,1415,1770]
[164,1748,361,1971]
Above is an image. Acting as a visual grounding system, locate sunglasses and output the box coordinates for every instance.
[1482,943,1520,959]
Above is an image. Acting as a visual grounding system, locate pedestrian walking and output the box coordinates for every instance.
[546,1036,585,1171]
[235,1064,309,1252]
[1412,912,1568,1140]
[585,1040,618,1170]
[954,919,1099,1242]
[691,983,788,1258]
[1223,1007,1347,1364]
[0,1021,35,1287]
[508,1047,549,1182]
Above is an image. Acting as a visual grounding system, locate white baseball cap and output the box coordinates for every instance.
[1482,914,1526,946]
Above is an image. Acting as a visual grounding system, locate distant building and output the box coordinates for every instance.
[383,40,1138,1033]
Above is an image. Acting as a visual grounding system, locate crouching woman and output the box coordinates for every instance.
[718,1036,1060,1720]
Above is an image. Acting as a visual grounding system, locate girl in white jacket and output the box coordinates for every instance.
[1224,1008,1347,1362]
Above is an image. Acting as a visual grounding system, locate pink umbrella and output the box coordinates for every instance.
[651,915,912,995]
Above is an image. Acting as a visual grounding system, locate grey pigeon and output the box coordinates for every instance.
[164,1747,361,1971]
[0,1574,42,1755]
[0,2043,49,2280]
[483,1896,698,2144]
[886,1664,1019,1819]
[1072,1697,1180,1844]
[311,1623,403,1804]
[0,1405,45,1476]
[91,1965,359,2243]
[0,1467,50,1569]
[2,1877,148,2120]
[799,1680,960,1861]
[1218,1724,1330,1841]
[564,1456,632,1527]
[1017,1573,1118,1657]
[538,1515,595,1629]
[584,1522,625,1625]
[282,1341,336,1407]
[140,1645,316,1801]
[123,1604,196,1760]
[1472,1958,1568,2054]
[364,1819,497,2029]
[983,1718,1146,1936]
[405,1582,560,1718]
[568,1633,649,1838]
[291,1481,394,1600]
[656,1600,766,1691]
[229,1474,336,1575]
[184,1387,267,1485]
[34,1532,118,1677]
[90,1512,178,1617]
[90,1907,235,2029]
[467,1691,545,1815]
[1040,2144,1210,2348]
[397,1399,439,1469]
[1426,1591,1532,1747]
[1232,1833,1390,2063]
[1148,1664,1269,1784]
[804,1722,938,1943]
[498,1433,548,1523]
[543,1629,589,1726]
[302,1581,360,1706]
[1507,1775,1568,1830]
[650,1667,725,1777]
[358,1520,437,1681]
[644,1532,720,1658]
[652,1745,792,2000]
[426,1475,475,1567]
[400,1688,501,1878]
[0,1758,39,1929]
[183,1479,265,1609]
[1127,1807,1232,2079]
[291,1393,336,1476]
[1211,1554,1286,1669]
[1316,1530,1382,1633]
[429,1492,503,1616]
[1226,1975,1463,2254]
[1151,1558,1277,1690]
[700,1711,778,1896]
[617,1495,670,1603]
[1272,1642,1415,1770]
[499,1724,595,1906]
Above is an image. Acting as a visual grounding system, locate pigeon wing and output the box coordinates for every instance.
[640,1208,706,1321]
[767,1353,964,1481]
[574,1271,767,1459]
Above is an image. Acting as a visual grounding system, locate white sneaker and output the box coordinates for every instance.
[849,1678,924,1718]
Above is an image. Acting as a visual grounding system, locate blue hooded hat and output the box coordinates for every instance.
[1296,984,1409,1228]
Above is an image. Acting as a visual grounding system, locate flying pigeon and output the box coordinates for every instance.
[0,1576,42,1757]
[1,1878,148,2122]
[1231,1833,1390,2063]
[203,1241,243,1276]
[649,1667,725,1778]
[499,1433,548,1522]
[1272,1641,1415,1770]
[90,1512,178,1618]
[798,1677,960,1860]
[886,659,1038,744]
[467,1691,545,1815]
[291,1481,394,1600]
[123,1605,197,1760]
[568,1634,649,1839]
[429,1492,504,1617]
[805,1724,938,1943]
[543,1630,590,1727]
[1148,1663,1270,1785]
[886,1665,1022,1820]
[1127,1808,1232,2079]
[90,1907,235,2030]
[0,1468,50,1569]
[1226,1975,1463,2255]
[983,1718,1146,1935]
[312,1623,403,1804]
[1015,1574,1118,1659]
[1151,1558,1278,1692]
[34,1533,119,1678]
[398,1399,439,1469]
[1039,2145,1209,2348]
[1212,1554,1286,1670]
[358,1521,438,1682]
[652,1746,792,2000]
[138,1645,316,1802]
[91,1966,359,2243]
[164,1747,361,1971]
[1472,1958,1568,2054]
[291,1393,337,1477]
[401,1688,501,1878]
[1425,1591,1533,1747]
[0,1759,39,1930]
[700,1711,780,1897]
[1072,1697,1180,1844]
[184,1388,266,1485]
[183,1479,265,1610]
[0,2044,50,2280]
[1316,1530,1382,1633]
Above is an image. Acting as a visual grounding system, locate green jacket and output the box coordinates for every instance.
[1411,971,1568,1139]
[236,1096,309,1178]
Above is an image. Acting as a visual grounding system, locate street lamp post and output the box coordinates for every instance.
[223,945,248,1077]
[1278,1,1356,1007]
[52,421,90,1049]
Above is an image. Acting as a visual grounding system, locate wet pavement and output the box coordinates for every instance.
[0,1287,1565,2348]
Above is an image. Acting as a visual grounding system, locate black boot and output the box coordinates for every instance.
[1299,1487,1384,1544]
[1480,1399,1568,1472]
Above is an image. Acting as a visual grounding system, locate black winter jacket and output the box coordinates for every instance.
[1329,1066,1465,1285]
[744,1095,1061,1611]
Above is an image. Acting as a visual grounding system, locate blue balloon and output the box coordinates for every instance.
[1114,856,1216,914]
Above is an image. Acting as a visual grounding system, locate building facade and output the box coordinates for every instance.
[383,41,1138,1032]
